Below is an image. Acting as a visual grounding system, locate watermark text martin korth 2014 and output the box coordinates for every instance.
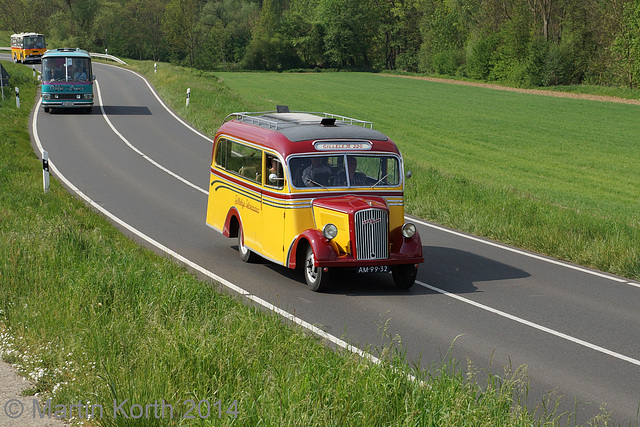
[3,398,239,420]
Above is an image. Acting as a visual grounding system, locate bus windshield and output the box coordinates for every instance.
[24,35,45,49]
[42,57,91,83]
[289,154,401,189]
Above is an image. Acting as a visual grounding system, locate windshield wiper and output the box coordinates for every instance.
[371,174,389,188]
[308,179,327,189]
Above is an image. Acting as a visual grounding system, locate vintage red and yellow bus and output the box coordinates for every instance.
[11,32,46,63]
[206,108,424,291]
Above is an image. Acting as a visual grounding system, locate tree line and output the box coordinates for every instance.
[3,0,640,88]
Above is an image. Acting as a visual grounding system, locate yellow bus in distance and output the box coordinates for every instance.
[11,32,46,63]
[206,107,424,292]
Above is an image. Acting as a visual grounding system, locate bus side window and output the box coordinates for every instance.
[229,140,261,183]
[215,138,228,169]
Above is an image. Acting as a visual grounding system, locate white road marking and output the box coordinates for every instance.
[416,280,640,367]
[95,80,207,196]
[100,63,214,144]
[411,218,630,284]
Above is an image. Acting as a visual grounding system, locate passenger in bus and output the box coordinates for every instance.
[267,157,284,189]
[335,156,367,186]
[45,67,56,81]
[73,65,88,81]
[46,66,63,81]
[268,158,280,175]
[302,157,331,186]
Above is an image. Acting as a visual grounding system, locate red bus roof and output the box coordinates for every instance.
[215,111,400,158]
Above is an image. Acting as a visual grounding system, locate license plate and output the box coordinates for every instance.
[63,101,73,106]
[357,265,389,274]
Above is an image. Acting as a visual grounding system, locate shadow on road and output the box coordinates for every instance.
[421,246,531,294]
[99,105,152,115]
[231,245,530,296]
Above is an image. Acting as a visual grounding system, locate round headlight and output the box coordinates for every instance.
[322,223,338,240]
[401,223,416,238]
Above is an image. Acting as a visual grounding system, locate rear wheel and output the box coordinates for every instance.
[392,265,417,289]
[304,246,329,292]
[238,225,258,263]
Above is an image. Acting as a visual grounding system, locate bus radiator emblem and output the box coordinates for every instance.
[362,218,381,226]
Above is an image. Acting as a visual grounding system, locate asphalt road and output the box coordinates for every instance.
[5,55,639,425]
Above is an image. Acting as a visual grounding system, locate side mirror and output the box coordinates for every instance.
[269,173,284,183]
[37,75,42,82]
[405,171,413,179]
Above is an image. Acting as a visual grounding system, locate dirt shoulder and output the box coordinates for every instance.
[381,74,640,105]
[0,361,67,426]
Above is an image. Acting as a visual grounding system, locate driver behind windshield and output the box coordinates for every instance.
[302,157,331,186]
[335,156,367,186]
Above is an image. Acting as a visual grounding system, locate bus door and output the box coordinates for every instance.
[260,154,286,264]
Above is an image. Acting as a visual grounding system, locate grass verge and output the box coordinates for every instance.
[0,61,579,425]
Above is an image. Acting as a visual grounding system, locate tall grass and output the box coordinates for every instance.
[0,61,578,425]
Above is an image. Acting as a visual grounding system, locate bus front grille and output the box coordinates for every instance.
[354,209,388,260]
[50,94,83,100]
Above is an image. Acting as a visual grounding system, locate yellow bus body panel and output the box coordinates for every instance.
[312,206,352,254]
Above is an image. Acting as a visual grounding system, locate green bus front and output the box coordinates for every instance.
[41,48,94,113]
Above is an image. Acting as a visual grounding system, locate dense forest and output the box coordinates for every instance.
[3,0,640,88]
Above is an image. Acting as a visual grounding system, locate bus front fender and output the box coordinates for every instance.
[389,226,424,259]
[286,229,338,269]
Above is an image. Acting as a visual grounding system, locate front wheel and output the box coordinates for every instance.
[304,246,329,292]
[392,265,417,289]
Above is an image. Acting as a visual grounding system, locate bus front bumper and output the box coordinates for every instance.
[316,254,424,268]
[42,101,93,108]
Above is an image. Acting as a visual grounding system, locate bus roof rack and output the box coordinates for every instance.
[224,109,374,130]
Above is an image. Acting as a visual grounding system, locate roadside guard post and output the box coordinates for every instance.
[186,88,190,108]
[43,151,50,193]
[15,87,20,109]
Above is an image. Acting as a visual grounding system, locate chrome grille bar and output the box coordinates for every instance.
[354,209,388,260]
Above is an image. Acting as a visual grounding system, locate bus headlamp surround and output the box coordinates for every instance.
[402,223,416,238]
[322,223,338,240]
